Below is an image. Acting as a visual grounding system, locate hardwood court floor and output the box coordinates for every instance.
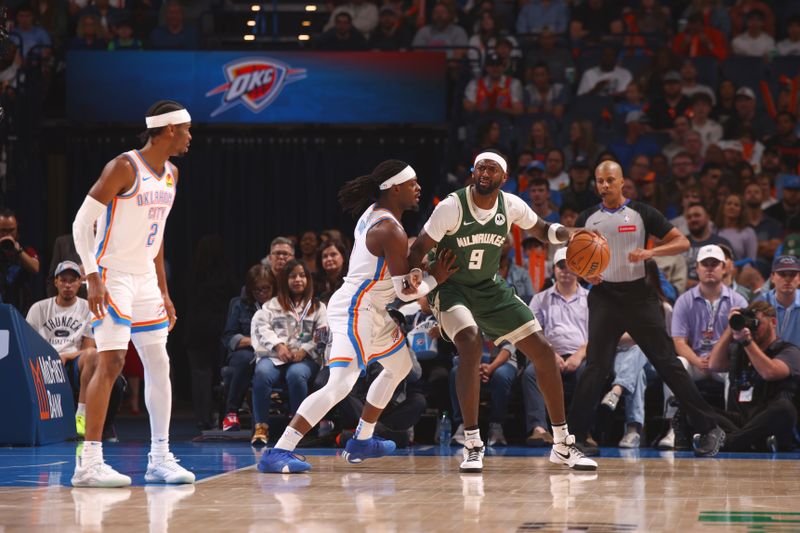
[0,444,799,532]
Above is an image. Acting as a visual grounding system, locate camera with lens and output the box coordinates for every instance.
[729,309,759,332]
[0,239,15,252]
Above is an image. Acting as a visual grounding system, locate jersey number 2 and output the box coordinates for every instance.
[146,223,158,247]
[468,249,484,270]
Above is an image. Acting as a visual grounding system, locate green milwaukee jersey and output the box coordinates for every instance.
[437,187,510,287]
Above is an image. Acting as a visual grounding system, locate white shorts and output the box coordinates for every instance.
[326,286,405,370]
[92,267,169,351]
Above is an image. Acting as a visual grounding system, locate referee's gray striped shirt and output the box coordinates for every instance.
[576,200,674,283]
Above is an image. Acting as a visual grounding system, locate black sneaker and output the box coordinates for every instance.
[692,426,726,457]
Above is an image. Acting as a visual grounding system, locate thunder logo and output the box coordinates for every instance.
[206,57,307,117]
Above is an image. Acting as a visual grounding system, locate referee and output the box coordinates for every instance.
[567,160,725,456]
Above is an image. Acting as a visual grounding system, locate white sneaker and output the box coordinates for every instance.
[145,453,196,484]
[71,459,132,488]
[657,428,675,450]
[460,439,485,473]
[487,423,507,446]
[451,423,465,445]
[550,434,598,471]
[618,431,641,449]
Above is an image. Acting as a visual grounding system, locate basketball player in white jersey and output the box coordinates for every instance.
[70,100,195,487]
[261,159,457,473]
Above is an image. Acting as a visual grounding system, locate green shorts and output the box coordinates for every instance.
[429,276,541,346]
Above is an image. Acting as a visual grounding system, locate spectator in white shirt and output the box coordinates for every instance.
[577,45,632,96]
[732,9,776,57]
[324,0,379,37]
[777,16,800,56]
[690,93,723,151]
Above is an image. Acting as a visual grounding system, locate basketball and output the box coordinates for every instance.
[566,231,610,278]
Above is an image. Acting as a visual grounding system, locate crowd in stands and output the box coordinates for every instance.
[3,0,800,452]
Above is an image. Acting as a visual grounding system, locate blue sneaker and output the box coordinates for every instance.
[257,449,311,474]
[342,437,396,464]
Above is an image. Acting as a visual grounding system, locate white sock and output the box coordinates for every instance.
[464,428,481,445]
[81,441,103,465]
[275,426,304,452]
[355,419,375,440]
[151,436,169,460]
[552,422,569,443]
[76,403,86,417]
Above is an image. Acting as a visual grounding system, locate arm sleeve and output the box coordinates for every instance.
[505,194,539,230]
[72,196,106,276]
[422,195,461,242]
[638,202,674,240]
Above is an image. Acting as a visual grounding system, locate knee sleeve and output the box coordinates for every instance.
[366,347,413,409]
[135,342,172,439]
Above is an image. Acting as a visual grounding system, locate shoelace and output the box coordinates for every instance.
[465,447,482,462]
[566,443,587,459]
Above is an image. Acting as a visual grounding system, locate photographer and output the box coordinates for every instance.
[707,301,800,452]
[0,208,40,314]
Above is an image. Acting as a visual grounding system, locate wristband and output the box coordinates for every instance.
[548,223,565,244]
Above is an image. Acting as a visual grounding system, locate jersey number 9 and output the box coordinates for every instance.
[468,249,484,270]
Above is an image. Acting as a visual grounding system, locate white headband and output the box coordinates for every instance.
[473,152,507,172]
[145,109,192,129]
[379,165,416,190]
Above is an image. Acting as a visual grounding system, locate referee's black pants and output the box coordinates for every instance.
[568,279,718,440]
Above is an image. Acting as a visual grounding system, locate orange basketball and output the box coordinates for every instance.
[566,231,610,278]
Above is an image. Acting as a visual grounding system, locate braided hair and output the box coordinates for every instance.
[138,99,186,143]
[338,159,409,217]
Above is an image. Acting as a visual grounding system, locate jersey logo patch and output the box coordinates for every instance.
[495,213,506,226]
[618,225,636,233]
[463,220,475,226]
[166,174,174,188]
[206,58,307,117]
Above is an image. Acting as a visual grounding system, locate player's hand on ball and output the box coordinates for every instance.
[584,274,603,285]
[628,247,653,263]
[430,248,459,283]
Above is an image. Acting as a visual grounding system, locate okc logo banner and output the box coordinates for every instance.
[206,57,307,117]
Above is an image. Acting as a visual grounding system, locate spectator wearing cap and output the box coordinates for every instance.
[672,12,729,61]
[716,193,758,261]
[755,256,800,347]
[463,52,523,116]
[684,203,734,290]
[26,261,99,439]
[718,140,746,173]
[367,6,412,50]
[316,11,368,51]
[725,86,775,140]
[647,70,691,131]
[690,93,723,151]
[523,62,567,119]
[661,244,749,447]
[107,18,143,51]
[522,246,586,447]
[527,177,560,224]
[324,0,379,37]
[765,112,800,173]
[777,15,800,56]
[516,159,546,205]
[561,156,599,212]
[743,181,783,264]
[577,45,632,97]
[516,0,568,35]
[608,111,662,170]
[765,174,800,227]
[732,9,775,57]
[411,3,468,61]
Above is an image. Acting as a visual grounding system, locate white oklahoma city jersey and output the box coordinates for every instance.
[423,189,538,240]
[95,150,177,274]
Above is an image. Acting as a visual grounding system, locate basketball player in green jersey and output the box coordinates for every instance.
[409,150,597,472]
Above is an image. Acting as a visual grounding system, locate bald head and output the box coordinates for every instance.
[596,160,623,179]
